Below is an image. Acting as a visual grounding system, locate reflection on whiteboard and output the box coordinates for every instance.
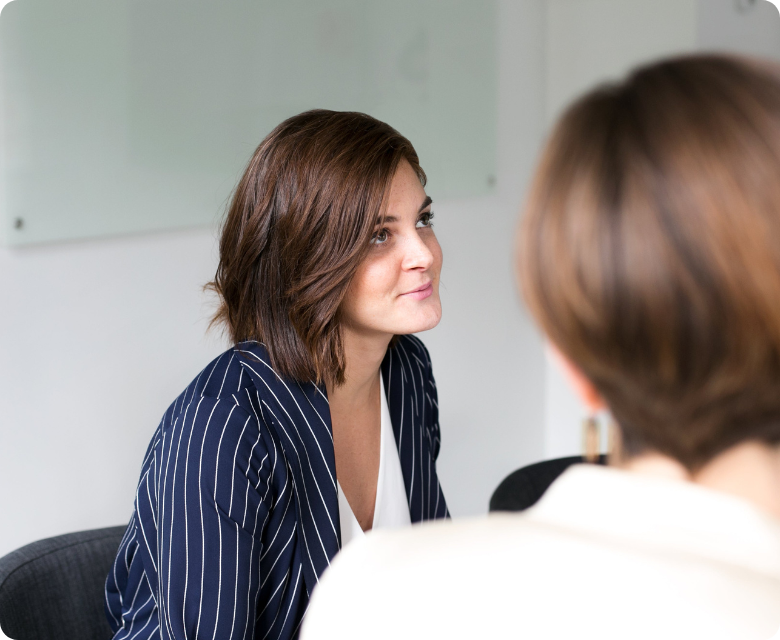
[0,0,497,245]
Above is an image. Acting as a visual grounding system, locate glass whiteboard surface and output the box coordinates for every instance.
[0,0,497,246]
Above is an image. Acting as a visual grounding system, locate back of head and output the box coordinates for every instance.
[519,55,780,471]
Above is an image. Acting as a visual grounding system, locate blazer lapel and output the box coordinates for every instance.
[235,343,340,598]
[382,336,448,522]
[381,341,424,522]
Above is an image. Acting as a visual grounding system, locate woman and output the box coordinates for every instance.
[105,110,449,640]
[301,55,780,639]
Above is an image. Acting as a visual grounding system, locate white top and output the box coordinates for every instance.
[304,464,780,640]
[336,374,411,548]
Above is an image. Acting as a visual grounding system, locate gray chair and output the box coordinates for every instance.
[0,526,127,640]
[489,455,607,512]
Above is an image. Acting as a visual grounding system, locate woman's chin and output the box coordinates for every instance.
[397,308,442,335]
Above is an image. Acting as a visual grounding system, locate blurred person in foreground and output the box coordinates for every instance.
[301,55,780,640]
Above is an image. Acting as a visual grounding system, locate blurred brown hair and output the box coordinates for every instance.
[519,55,780,471]
[209,109,425,386]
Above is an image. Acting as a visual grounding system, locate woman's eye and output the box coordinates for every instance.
[416,211,434,228]
[371,228,389,244]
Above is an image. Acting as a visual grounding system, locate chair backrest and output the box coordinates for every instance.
[489,455,607,512]
[0,525,127,640]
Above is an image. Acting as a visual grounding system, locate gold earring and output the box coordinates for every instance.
[582,416,600,463]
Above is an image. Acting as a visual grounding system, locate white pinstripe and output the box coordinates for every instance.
[210,405,239,640]
[195,401,224,640]
[180,397,206,634]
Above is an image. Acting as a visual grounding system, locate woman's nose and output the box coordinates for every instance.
[401,232,435,271]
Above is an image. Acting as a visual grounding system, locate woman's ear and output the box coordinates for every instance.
[547,342,607,414]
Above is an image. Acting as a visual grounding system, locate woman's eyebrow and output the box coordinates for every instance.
[378,197,433,225]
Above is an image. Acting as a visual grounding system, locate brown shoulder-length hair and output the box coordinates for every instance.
[519,55,780,471]
[208,109,425,386]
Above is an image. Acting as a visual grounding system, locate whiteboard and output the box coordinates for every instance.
[0,0,497,246]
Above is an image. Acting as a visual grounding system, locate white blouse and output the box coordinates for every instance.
[337,375,411,548]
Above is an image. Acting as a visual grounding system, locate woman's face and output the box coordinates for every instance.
[341,160,443,340]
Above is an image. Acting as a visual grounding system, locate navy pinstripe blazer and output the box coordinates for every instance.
[105,334,448,640]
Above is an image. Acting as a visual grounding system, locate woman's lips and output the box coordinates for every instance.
[401,282,433,300]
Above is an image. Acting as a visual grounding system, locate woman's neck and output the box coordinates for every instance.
[619,442,780,519]
[327,327,392,409]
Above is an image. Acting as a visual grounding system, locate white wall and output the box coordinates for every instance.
[0,0,548,557]
[0,228,225,556]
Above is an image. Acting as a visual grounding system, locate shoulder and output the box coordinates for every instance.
[303,516,539,639]
[159,344,273,462]
[231,339,274,374]
[302,515,612,639]
[318,515,529,580]
[164,341,287,416]
[230,340,300,399]
[314,517,509,596]
[305,509,780,639]
[164,345,257,411]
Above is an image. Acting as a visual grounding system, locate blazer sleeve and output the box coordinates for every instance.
[151,397,271,640]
